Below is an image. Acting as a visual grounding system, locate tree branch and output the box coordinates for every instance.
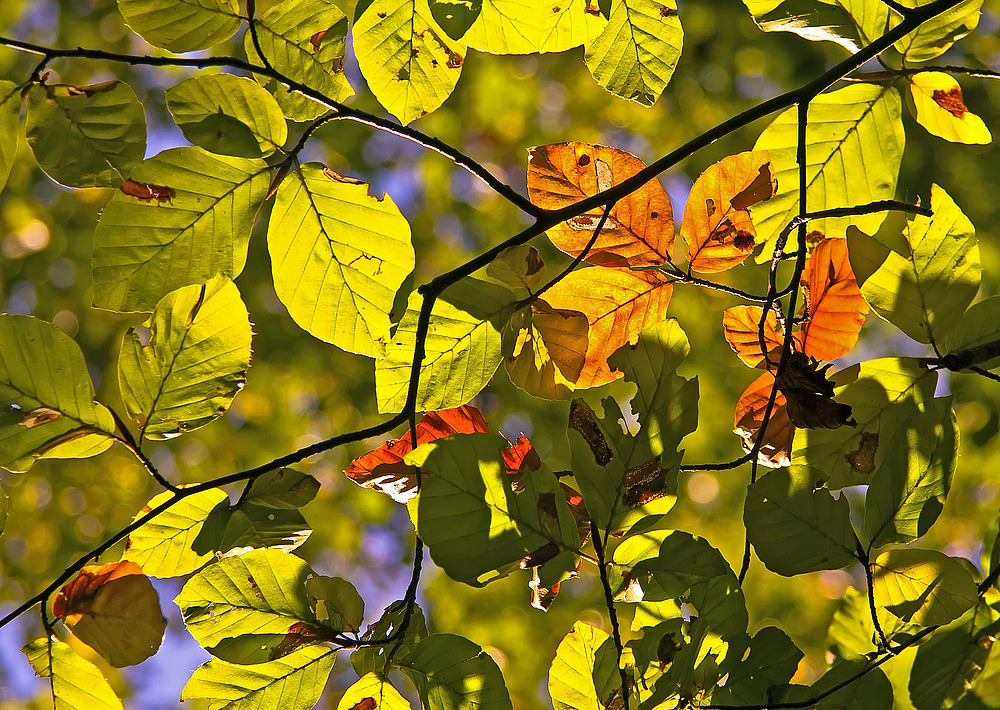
[592,520,630,710]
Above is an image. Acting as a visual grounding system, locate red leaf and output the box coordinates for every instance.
[502,434,541,492]
[345,405,490,502]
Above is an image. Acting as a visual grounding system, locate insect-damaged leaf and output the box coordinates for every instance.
[798,236,869,362]
[351,601,428,677]
[345,405,490,503]
[429,0,483,40]
[268,164,414,358]
[306,576,365,634]
[872,548,978,627]
[117,0,241,52]
[681,150,777,272]
[539,268,673,389]
[21,637,124,710]
[52,560,166,667]
[25,80,146,188]
[0,315,116,473]
[527,142,674,268]
[92,147,269,313]
[118,274,252,441]
[354,0,466,125]
[460,0,603,54]
[584,0,683,106]
[339,673,413,710]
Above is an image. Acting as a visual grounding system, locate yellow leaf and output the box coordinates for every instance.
[909,72,991,145]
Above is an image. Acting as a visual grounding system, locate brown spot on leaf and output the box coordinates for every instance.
[269,622,337,660]
[622,458,669,506]
[733,231,755,251]
[309,30,326,51]
[659,5,677,17]
[552,5,561,11]
[377,11,387,17]
[120,180,175,204]
[322,168,364,185]
[650,211,659,219]
[577,154,591,167]
[730,163,776,210]
[569,400,612,465]
[17,406,62,428]
[446,52,463,69]
[846,431,878,473]
[351,699,377,710]
[65,81,118,97]
[705,198,716,218]
[932,88,967,118]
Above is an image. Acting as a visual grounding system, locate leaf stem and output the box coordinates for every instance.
[109,407,177,493]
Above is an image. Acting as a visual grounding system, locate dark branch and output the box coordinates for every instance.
[592,520,630,710]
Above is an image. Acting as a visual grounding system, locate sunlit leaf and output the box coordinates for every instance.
[177,549,331,663]
[398,634,513,710]
[461,0,604,54]
[540,268,673,388]
[166,73,288,157]
[745,466,857,575]
[681,150,777,272]
[0,81,21,193]
[0,315,116,473]
[873,548,978,627]
[242,469,321,509]
[944,296,1000,372]
[861,184,980,345]
[355,0,465,124]
[752,83,904,258]
[269,164,412,357]
[25,81,146,188]
[117,0,241,52]
[892,0,983,63]
[584,0,683,106]
[772,660,893,709]
[346,405,490,503]
[711,626,802,705]
[52,561,166,667]
[182,644,336,710]
[798,236,869,361]
[504,302,589,400]
[742,0,877,52]
[352,601,428,677]
[245,0,353,121]
[734,371,794,468]
[834,0,888,45]
[118,274,252,440]
[486,245,545,291]
[908,72,991,145]
[527,142,674,268]
[92,147,270,312]
[121,487,230,577]
[376,278,515,413]
[339,672,413,710]
[722,306,784,369]
[548,621,619,710]
[21,637,124,710]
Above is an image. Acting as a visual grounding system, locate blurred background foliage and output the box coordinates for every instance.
[0,0,999,707]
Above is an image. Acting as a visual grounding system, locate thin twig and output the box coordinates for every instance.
[108,407,177,492]
[244,0,274,73]
[592,520,630,710]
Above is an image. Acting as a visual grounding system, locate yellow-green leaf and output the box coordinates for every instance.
[117,0,240,52]
[873,548,978,627]
[339,673,413,710]
[908,72,991,145]
[22,637,124,710]
[461,0,604,54]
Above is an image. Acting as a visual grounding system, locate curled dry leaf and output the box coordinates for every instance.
[775,352,856,430]
[734,371,794,468]
[722,306,786,369]
[345,405,490,502]
[798,236,869,362]
[527,142,674,268]
[682,150,777,273]
[52,560,166,667]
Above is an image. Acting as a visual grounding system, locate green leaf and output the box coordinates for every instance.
[339,673,413,710]
[486,245,545,291]
[118,274,252,441]
[166,73,288,158]
[352,601,428,677]
[873,548,979,627]
[836,0,889,45]
[461,0,605,54]
[429,0,483,39]
[0,315,116,473]
[21,637,124,710]
[548,621,619,710]
[863,396,957,548]
[751,83,904,258]
[773,660,893,709]
[182,644,336,710]
[121,487,230,577]
[268,164,414,358]
[861,184,980,345]
[944,296,1000,372]
[891,0,983,63]
[117,0,241,52]
[0,487,6,535]
[245,0,353,122]
[306,576,365,633]
[909,600,1000,710]
[399,634,513,710]
[219,503,312,554]
[793,358,939,490]
[826,587,879,661]
[25,81,146,188]
[745,465,858,576]
[407,432,579,586]
[92,147,270,313]
[0,81,20,193]
[242,469,321,509]
[584,0,683,106]
[176,549,327,663]
[376,278,515,413]
[354,0,466,125]
[710,626,802,705]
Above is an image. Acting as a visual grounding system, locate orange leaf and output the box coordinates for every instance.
[52,561,166,667]
[345,405,490,502]
[527,142,674,268]
[502,434,541,492]
[734,371,794,468]
[682,151,776,273]
[722,306,787,368]
[541,268,673,388]
[798,237,869,361]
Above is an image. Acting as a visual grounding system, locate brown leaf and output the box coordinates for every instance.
[345,405,490,502]
[775,352,856,429]
[52,561,166,667]
[120,180,175,204]
[798,237,869,361]
[527,142,674,268]
[845,431,879,474]
[541,268,673,388]
[682,151,776,273]
[722,306,787,369]
[569,399,613,465]
[734,371,794,468]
